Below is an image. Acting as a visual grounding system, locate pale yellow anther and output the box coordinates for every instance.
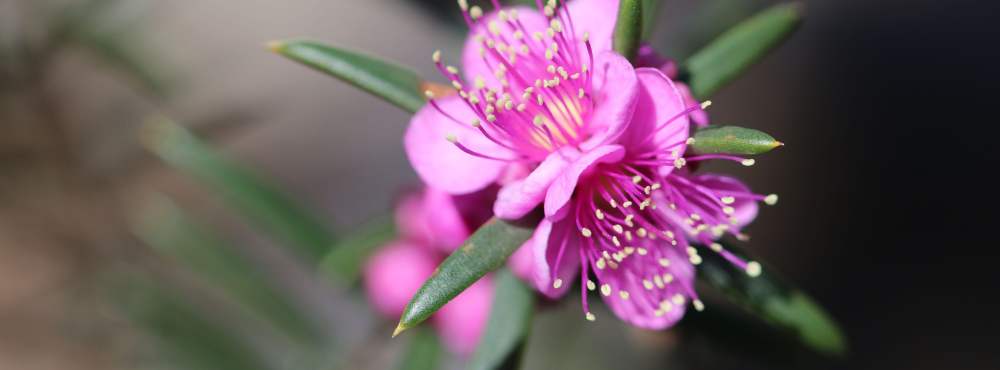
[580,227,593,237]
[674,158,687,169]
[622,201,633,208]
[596,258,606,269]
[764,194,779,205]
[654,275,664,288]
[585,312,596,321]
[432,50,442,63]
[619,290,630,300]
[693,299,705,311]
[470,119,481,127]
[637,247,648,255]
[746,261,762,277]
[690,255,703,265]
[553,278,563,289]
[632,175,642,184]
[710,243,723,252]
[445,134,458,143]
[721,196,736,204]
[446,65,459,74]
[611,236,621,247]
[662,273,674,283]
[742,158,756,166]
[470,5,484,19]
[424,90,435,98]
[658,258,670,267]
[612,224,624,234]
[723,206,735,215]
[701,100,713,109]
[686,137,696,145]
[642,280,654,290]
[457,0,468,11]
[636,228,647,238]
[672,294,686,305]
[595,209,604,220]
[587,280,596,291]
[601,284,612,296]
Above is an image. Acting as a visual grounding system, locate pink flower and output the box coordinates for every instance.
[402,0,774,329]
[635,44,709,126]
[363,187,532,355]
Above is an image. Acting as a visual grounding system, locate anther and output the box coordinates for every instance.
[746,261,762,277]
[764,194,779,205]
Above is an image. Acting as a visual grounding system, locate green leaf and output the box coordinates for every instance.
[641,0,662,39]
[395,327,443,370]
[696,241,847,356]
[133,194,322,343]
[394,218,535,336]
[269,40,426,113]
[119,280,271,370]
[685,2,803,98]
[691,126,783,155]
[613,0,644,60]
[319,214,396,284]
[140,117,335,261]
[469,269,534,370]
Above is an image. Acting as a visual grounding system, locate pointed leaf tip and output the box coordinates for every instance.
[265,40,286,53]
[397,218,534,331]
[392,323,408,338]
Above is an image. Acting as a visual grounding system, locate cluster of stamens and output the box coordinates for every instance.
[429,0,596,161]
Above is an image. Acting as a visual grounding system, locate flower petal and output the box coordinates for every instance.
[565,0,620,55]
[434,275,494,356]
[595,244,695,329]
[581,52,639,151]
[692,174,759,229]
[544,144,624,218]
[362,241,439,318]
[507,240,536,285]
[494,147,580,219]
[531,218,581,298]
[461,6,548,90]
[621,68,690,159]
[405,95,513,194]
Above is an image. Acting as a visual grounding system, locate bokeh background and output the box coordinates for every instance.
[2,0,998,369]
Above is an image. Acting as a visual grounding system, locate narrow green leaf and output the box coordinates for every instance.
[269,40,426,113]
[133,194,322,343]
[395,327,443,370]
[641,0,662,39]
[691,126,783,155]
[685,2,803,98]
[319,214,396,284]
[140,117,335,261]
[613,0,644,60]
[395,218,535,336]
[469,269,534,370]
[697,241,847,356]
[120,280,271,370]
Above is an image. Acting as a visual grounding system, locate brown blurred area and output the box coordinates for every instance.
[3,0,999,369]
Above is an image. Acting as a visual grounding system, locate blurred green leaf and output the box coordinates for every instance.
[120,280,272,370]
[469,269,534,370]
[641,0,662,39]
[74,30,170,96]
[691,126,783,155]
[141,117,335,261]
[269,40,426,113]
[697,241,847,356]
[395,218,534,336]
[613,0,644,60]
[685,2,803,98]
[320,214,396,284]
[395,327,443,370]
[133,194,322,343]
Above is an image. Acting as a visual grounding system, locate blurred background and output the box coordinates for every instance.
[1,0,998,369]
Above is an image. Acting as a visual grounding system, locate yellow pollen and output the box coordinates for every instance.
[765,194,779,205]
[693,299,705,311]
[432,50,441,62]
[445,134,458,143]
[674,158,687,169]
[643,280,654,290]
[721,196,736,204]
[632,175,642,184]
[686,137,696,145]
[658,258,670,267]
[587,280,596,291]
[585,312,596,321]
[742,158,756,166]
[553,278,563,289]
[637,247,648,255]
[580,227,593,237]
[595,209,605,220]
[710,243,723,252]
[701,100,713,109]
[619,291,630,300]
[601,284,612,296]
[471,5,484,19]
[612,224,624,234]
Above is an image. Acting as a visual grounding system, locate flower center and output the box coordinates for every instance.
[430,0,597,161]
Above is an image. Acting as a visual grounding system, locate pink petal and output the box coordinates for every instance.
[565,0,621,55]
[404,95,513,194]
[421,188,472,251]
[434,276,494,356]
[507,239,536,284]
[621,68,691,180]
[596,246,695,329]
[461,6,548,90]
[635,43,679,79]
[692,174,759,229]
[544,145,625,218]
[676,82,710,126]
[362,241,439,318]
[581,52,639,151]
[494,148,580,220]
[531,218,581,298]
